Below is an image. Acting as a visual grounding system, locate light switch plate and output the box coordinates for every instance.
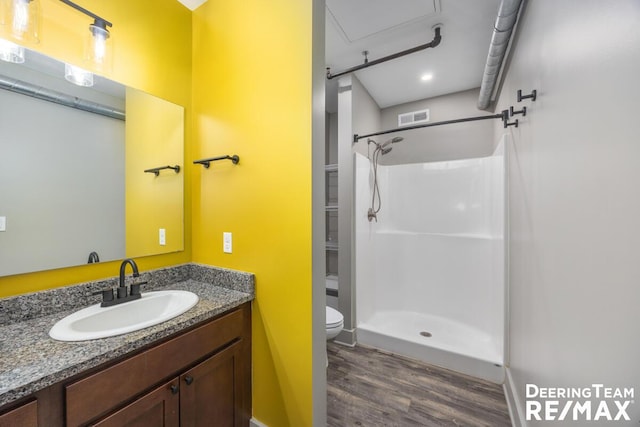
[223,232,232,253]
[0,216,5,232]
[159,228,166,245]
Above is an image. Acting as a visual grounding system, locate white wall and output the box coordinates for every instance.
[496,1,640,424]
[326,112,338,165]
[331,75,382,344]
[351,75,381,158]
[380,88,495,164]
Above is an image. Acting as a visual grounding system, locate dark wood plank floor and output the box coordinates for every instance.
[327,343,512,426]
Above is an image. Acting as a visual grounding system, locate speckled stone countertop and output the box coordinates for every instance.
[0,263,254,408]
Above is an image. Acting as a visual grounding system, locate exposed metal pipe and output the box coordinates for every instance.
[327,26,442,80]
[477,0,523,110]
[0,74,125,121]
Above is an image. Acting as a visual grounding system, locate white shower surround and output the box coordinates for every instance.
[355,142,506,383]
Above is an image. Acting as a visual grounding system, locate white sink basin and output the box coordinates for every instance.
[49,290,199,342]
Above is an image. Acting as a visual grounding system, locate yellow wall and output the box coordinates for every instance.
[125,88,184,257]
[192,1,313,425]
[2,1,315,425]
[0,0,192,297]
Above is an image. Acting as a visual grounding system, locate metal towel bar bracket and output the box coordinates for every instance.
[517,89,537,102]
[144,165,180,176]
[193,155,240,168]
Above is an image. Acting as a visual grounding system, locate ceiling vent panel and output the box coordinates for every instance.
[398,109,430,126]
[326,0,440,42]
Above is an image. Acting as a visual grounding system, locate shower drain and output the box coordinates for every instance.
[420,331,432,338]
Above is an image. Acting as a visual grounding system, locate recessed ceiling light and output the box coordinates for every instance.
[421,73,433,81]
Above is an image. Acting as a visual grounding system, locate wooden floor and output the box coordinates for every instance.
[327,343,512,426]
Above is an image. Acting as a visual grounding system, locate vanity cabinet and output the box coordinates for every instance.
[0,400,38,427]
[179,341,243,426]
[93,341,244,427]
[0,303,251,427]
[92,379,180,427]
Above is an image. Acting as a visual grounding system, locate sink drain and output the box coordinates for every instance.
[420,331,432,338]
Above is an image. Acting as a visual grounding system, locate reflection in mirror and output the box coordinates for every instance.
[0,47,184,277]
[125,87,184,257]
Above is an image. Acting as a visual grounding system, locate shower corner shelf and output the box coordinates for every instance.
[325,163,338,172]
[325,205,339,211]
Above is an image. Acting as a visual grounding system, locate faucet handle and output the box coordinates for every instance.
[116,286,128,299]
[92,289,114,304]
[130,281,147,297]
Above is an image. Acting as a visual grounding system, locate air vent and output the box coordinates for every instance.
[398,109,430,126]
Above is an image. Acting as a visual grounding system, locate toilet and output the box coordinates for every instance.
[326,306,344,340]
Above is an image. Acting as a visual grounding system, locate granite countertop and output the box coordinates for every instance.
[0,264,254,408]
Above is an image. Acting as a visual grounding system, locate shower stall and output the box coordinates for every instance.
[355,141,506,383]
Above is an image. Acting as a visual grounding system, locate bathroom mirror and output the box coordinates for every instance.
[0,47,184,277]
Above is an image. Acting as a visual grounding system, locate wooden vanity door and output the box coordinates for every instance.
[0,400,38,427]
[91,379,179,427]
[180,341,243,427]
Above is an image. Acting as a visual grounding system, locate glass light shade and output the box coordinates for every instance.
[0,37,24,63]
[65,63,94,87]
[0,0,40,44]
[86,22,111,71]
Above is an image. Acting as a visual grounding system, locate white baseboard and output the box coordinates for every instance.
[250,417,269,427]
[503,367,526,427]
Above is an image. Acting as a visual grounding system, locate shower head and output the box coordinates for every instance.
[380,136,404,149]
[380,146,393,155]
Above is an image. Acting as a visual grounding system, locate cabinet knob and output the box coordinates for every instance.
[184,376,194,385]
[170,384,179,395]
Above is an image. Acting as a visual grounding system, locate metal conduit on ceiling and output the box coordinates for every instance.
[0,74,125,121]
[477,0,524,110]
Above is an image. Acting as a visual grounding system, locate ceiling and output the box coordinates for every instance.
[325,0,502,109]
[176,0,207,11]
[175,0,501,110]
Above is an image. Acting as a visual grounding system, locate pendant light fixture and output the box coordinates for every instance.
[64,63,93,87]
[0,0,41,44]
[58,0,112,71]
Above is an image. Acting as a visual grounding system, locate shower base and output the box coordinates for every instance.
[357,310,504,383]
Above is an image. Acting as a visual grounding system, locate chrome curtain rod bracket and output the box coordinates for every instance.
[327,26,442,80]
[144,165,180,176]
[193,155,240,169]
[353,110,505,142]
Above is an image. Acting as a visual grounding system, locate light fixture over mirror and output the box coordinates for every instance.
[59,0,112,71]
[86,17,109,67]
[64,62,92,86]
[0,0,41,44]
[0,37,24,63]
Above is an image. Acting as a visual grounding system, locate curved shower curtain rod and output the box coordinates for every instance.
[326,26,442,80]
[353,110,510,143]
